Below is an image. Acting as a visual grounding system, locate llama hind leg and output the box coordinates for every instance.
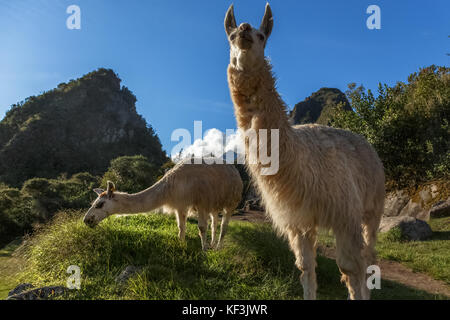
[210,212,219,248]
[216,209,232,249]
[362,212,381,267]
[197,212,209,251]
[362,212,382,299]
[334,226,367,300]
[176,210,188,241]
[287,228,317,300]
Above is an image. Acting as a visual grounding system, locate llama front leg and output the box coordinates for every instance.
[216,209,232,249]
[334,226,367,300]
[287,228,317,300]
[176,210,187,241]
[197,212,209,251]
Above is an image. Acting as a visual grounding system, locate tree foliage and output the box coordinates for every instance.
[331,65,449,188]
[101,155,162,193]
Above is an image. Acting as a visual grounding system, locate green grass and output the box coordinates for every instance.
[2,211,447,300]
[0,238,24,299]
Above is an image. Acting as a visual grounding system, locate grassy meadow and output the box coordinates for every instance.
[0,211,448,300]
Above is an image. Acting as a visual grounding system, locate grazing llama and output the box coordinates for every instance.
[224,4,385,299]
[83,158,243,250]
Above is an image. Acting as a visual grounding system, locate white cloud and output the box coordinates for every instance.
[173,128,245,163]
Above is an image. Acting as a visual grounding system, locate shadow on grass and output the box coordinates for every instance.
[227,222,447,300]
[430,231,450,241]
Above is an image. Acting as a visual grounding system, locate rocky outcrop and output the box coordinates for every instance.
[384,182,449,221]
[379,216,433,241]
[0,68,167,187]
[289,88,351,125]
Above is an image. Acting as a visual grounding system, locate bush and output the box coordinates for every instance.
[0,188,34,246]
[331,65,449,189]
[101,155,161,193]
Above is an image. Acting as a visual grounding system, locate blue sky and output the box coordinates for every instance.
[0,0,448,155]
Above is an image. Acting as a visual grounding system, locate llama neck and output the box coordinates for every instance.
[227,59,292,132]
[115,180,168,214]
[227,59,296,174]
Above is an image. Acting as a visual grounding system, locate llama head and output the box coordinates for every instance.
[83,181,119,227]
[224,3,273,72]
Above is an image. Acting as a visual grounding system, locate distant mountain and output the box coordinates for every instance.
[0,68,167,187]
[289,88,351,125]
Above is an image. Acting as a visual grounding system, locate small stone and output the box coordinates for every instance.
[6,286,68,300]
[116,265,142,284]
[8,283,34,297]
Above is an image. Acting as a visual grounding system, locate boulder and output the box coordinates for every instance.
[379,216,433,241]
[6,285,68,300]
[384,190,410,217]
[429,198,450,218]
[399,199,429,220]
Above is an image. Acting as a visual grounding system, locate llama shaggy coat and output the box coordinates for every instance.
[224,4,385,300]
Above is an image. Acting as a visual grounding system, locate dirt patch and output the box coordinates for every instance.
[232,210,270,223]
[318,245,450,298]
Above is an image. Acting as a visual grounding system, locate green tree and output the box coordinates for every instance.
[101,155,160,193]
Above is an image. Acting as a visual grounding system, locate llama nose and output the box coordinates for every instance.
[239,23,251,31]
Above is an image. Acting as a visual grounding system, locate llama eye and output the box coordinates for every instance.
[230,34,236,41]
[257,33,265,41]
[95,202,104,209]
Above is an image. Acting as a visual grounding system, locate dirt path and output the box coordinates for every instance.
[318,245,450,298]
[233,211,450,298]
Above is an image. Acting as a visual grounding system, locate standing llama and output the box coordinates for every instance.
[83,158,243,250]
[224,4,385,299]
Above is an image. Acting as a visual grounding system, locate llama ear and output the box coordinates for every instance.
[106,181,115,198]
[93,188,104,195]
[224,4,237,36]
[260,3,273,39]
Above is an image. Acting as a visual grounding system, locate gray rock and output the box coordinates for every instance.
[116,265,142,284]
[384,190,410,217]
[243,198,264,212]
[399,199,429,220]
[8,283,34,297]
[429,198,450,218]
[379,216,433,241]
[6,286,68,300]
